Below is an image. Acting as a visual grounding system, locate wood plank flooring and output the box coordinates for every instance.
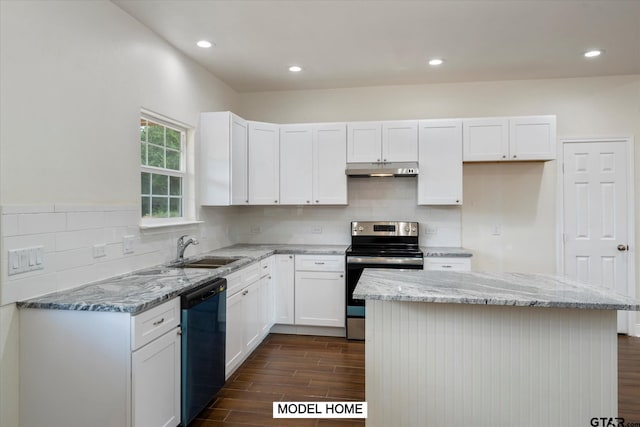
[191,333,640,426]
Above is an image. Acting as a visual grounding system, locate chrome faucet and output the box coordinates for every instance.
[177,235,199,260]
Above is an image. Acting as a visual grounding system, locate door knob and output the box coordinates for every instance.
[617,244,629,252]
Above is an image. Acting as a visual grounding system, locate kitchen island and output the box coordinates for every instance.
[353,270,640,427]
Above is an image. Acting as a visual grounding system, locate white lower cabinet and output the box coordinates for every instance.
[132,326,181,427]
[19,298,181,427]
[424,257,471,271]
[274,254,295,324]
[294,255,345,327]
[225,256,275,379]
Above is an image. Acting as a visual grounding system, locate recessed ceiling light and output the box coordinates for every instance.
[584,49,603,58]
[288,65,303,72]
[428,58,444,66]
[196,40,213,48]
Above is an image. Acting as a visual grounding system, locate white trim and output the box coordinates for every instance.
[557,136,637,336]
[139,219,204,230]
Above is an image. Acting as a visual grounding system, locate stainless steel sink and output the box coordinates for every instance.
[178,256,241,269]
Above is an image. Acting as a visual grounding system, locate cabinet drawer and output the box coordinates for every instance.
[226,262,261,296]
[295,255,345,272]
[131,298,180,350]
[259,257,272,278]
[424,258,471,271]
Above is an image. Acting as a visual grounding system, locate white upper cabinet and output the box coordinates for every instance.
[199,111,248,206]
[463,115,556,162]
[347,122,382,163]
[313,123,347,204]
[418,119,463,205]
[509,115,557,160]
[248,121,280,204]
[347,121,418,163]
[280,125,313,204]
[382,120,419,162]
[280,123,347,205]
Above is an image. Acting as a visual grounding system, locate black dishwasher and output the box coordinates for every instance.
[180,277,226,426]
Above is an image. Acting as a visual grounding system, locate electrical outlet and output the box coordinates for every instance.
[123,235,135,254]
[250,226,261,234]
[426,225,438,235]
[491,223,502,236]
[93,244,107,258]
[311,226,323,234]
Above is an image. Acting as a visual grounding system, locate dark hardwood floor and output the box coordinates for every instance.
[191,334,640,426]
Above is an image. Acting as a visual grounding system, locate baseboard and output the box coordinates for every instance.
[270,324,346,337]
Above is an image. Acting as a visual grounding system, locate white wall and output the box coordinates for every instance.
[0,2,239,426]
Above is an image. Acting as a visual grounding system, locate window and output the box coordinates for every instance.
[140,114,186,221]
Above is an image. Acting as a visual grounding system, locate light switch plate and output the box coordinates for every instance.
[93,244,107,258]
[8,246,44,275]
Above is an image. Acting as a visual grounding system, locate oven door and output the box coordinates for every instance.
[345,255,423,340]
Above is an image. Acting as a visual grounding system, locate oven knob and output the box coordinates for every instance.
[412,227,417,232]
[358,226,364,231]
[405,227,410,232]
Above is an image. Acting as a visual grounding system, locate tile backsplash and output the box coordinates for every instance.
[1,179,462,305]
[0,205,222,305]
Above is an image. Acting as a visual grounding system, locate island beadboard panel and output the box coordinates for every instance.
[365,301,617,427]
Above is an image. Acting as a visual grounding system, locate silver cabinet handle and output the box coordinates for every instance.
[242,289,249,296]
[441,265,452,269]
[617,244,629,251]
[153,318,165,326]
[315,262,325,265]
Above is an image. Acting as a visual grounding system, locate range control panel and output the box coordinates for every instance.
[351,221,419,237]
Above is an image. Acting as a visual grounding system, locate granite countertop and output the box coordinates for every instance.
[17,243,348,314]
[353,269,640,311]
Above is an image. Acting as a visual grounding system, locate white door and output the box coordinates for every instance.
[563,140,632,333]
[314,123,347,204]
[274,254,295,325]
[279,124,313,204]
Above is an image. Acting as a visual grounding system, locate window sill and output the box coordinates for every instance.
[139,219,204,230]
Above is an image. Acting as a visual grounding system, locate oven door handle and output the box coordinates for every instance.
[347,256,424,266]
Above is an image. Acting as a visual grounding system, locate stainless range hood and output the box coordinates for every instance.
[345,162,418,177]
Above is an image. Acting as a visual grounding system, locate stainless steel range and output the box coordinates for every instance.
[345,221,424,340]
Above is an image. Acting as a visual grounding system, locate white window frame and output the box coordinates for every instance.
[140,109,199,228]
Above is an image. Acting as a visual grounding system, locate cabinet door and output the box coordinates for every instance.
[230,114,249,205]
[199,111,233,206]
[225,290,244,378]
[274,254,295,325]
[259,275,274,337]
[132,326,181,427]
[347,122,382,163]
[382,120,418,162]
[509,115,556,161]
[243,281,261,352]
[280,124,313,205]
[248,122,280,204]
[418,119,463,205]
[314,123,348,204]
[462,118,509,161]
[294,271,345,327]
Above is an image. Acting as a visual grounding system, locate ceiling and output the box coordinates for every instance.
[112,0,640,93]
